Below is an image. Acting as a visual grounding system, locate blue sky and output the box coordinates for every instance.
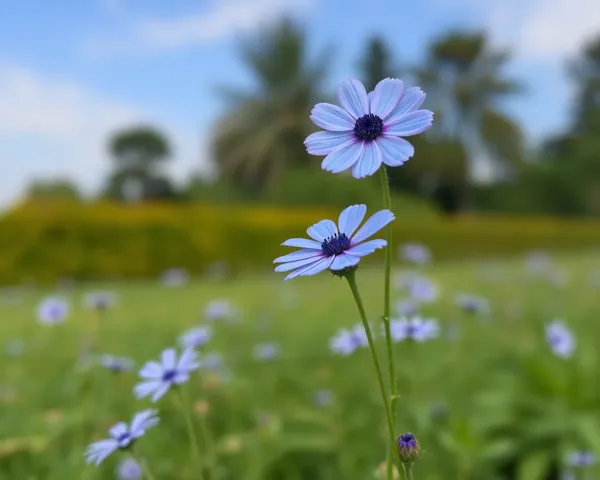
[1,0,599,207]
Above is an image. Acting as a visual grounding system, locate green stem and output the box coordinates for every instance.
[198,411,218,479]
[175,389,204,479]
[402,463,414,480]
[345,271,400,475]
[131,450,158,480]
[379,165,397,480]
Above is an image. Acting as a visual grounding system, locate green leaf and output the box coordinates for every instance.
[517,450,552,480]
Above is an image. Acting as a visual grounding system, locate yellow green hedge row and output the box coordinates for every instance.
[1,201,600,283]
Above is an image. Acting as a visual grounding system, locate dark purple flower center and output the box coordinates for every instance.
[405,325,417,338]
[117,432,131,446]
[354,113,384,141]
[397,433,417,450]
[162,369,177,382]
[321,233,351,257]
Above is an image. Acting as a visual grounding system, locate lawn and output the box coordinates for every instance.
[1,251,600,479]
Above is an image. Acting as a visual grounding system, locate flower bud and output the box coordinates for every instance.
[397,433,420,463]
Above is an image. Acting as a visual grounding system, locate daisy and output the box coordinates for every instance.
[389,316,439,342]
[116,457,142,480]
[545,320,576,359]
[84,409,159,466]
[37,297,69,325]
[99,354,135,373]
[305,78,433,178]
[134,348,200,402]
[179,326,212,349]
[329,324,368,355]
[274,204,394,281]
[83,291,116,312]
[400,243,431,265]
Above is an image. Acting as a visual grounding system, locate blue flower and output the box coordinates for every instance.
[83,291,116,311]
[400,243,431,265]
[567,451,595,467]
[84,409,159,466]
[389,316,439,342]
[116,457,143,480]
[274,204,394,281]
[134,348,200,402]
[204,300,235,322]
[179,326,213,349]
[400,274,438,303]
[546,320,576,358]
[253,342,281,361]
[99,354,135,373]
[37,297,69,325]
[305,78,433,178]
[395,299,419,317]
[455,294,490,315]
[161,268,189,287]
[329,324,368,355]
[397,432,420,463]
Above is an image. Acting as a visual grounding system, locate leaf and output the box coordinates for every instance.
[517,450,552,480]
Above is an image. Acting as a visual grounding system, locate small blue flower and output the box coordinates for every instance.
[395,299,419,317]
[116,457,143,480]
[83,291,116,311]
[455,294,490,315]
[253,342,281,361]
[161,268,189,287]
[314,389,334,407]
[400,243,431,265]
[204,300,235,321]
[305,78,433,178]
[329,324,368,355]
[389,316,439,342]
[179,326,213,349]
[37,297,69,325]
[402,275,438,303]
[84,409,159,466]
[99,354,135,373]
[546,320,576,358]
[274,204,394,281]
[134,348,200,402]
[567,451,595,467]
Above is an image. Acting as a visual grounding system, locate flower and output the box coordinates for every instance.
[37,297,69,325]
[274,204,394,281]
[329,324,368,355]
[99,354,135,373]
[395,299,419,317]
[305,78,433,178]
[567,451,595,468]
[397,433,420,463]
[161,268,189,287]
[83,291,116,312]
[400,243,431,265]
[116,457,143,480]
[253,342,281,360]
[402,275,438,303]
[204,300,235,321]
[134,348,200,402]
[84,409,159,466]
[179,326,213,349]
[546,320,576,358]
[389,316,439,342]
[455,294,489,315]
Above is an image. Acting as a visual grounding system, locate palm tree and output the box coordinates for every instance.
[211,18,329,193]
[416,31,524,183]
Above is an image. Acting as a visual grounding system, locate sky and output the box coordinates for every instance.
[1,0,600,208]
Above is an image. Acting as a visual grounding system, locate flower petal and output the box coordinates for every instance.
[351,141,382,179]
[160,348,176,370]
[330,253,361,271]
[108,422,128,440]
[304,131,354,156]
[385,110,434,136]
[351,210,395,244]
[388,87,426,119]
[310,103,355,131]
[133,380,162,399]
[337,79,369,119]
[338,204,367,237]
[346,239,387,257]
[284,256,334,281]
[377,136,415,166]
[85,440,119,466]
[130,409,159,437]
[150,383,171,403]
[307,219,338,241]
[322,141,365,174]
[370,78,404,120]
[281,238,322,249]
[177,348,199,372]
[138,361,163,380]
[274,249,323,264]
[275,256,325,273]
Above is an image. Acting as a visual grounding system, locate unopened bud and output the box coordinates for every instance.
[397,433,420,463]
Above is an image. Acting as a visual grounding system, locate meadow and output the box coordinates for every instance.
[1,250,600,480]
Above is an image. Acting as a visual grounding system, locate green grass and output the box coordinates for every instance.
[1,252,600,480]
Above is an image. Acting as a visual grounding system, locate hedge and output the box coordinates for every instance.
[1,201,600,283]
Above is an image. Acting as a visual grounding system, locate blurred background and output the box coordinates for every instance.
[2,1,600,479]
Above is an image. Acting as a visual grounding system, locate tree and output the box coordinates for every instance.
[571,35,600,134]
[211,18,330,193]
[25,179,81,201]
[416,31,524,184]
[104,126,174,202]
[358,36,397,91]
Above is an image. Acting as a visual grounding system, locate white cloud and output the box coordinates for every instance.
[84,0,314,57]
[0,65,203,208]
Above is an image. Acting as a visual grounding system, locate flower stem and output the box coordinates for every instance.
[198,409,219,479]
[131,450,158,480]
[175,389,204,478]
[379,165,397,480]
[402,463,414,480]
[345,271,400,475]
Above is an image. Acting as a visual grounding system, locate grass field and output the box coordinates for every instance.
[1,251,600,479]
